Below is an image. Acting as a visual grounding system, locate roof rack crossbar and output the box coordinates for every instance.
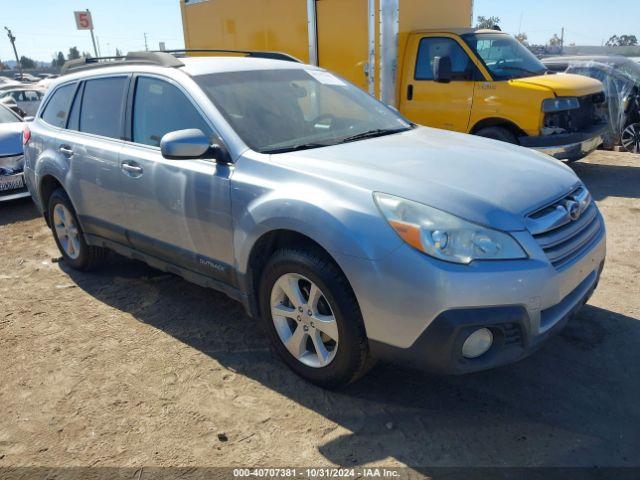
[60,51,184,74]
[161,49,302,63]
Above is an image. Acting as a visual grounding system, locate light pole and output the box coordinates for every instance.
[4,27,22,79]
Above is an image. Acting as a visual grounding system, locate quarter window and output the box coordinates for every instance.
[41,83,76,128]
[132,77,211,147]
[415,37,474,81]
[79,77,128,139]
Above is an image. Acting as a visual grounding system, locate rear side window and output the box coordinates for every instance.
[80,77,128,139]
[41,83,76,128]
[132,77,210,147]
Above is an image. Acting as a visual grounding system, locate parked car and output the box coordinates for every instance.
[0,76,22,91]
[13,72,40,83]
[0,87,45,116]
[543,56,640,153]
[0,104,29,202]
[24,52,606,387]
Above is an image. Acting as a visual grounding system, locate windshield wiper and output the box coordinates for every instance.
[262,142,330,154]
[338,127,409,144]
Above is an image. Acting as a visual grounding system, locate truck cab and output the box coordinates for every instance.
[399,29,607,161]
[180,0,606,161]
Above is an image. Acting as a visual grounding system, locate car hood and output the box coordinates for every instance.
[273,127,581,231]
[511,73,603,97]
[0,122,23,157]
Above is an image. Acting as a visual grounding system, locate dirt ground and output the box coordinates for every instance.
[0,151,639,471]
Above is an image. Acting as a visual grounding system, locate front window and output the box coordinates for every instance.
[463,33,548,80]
[194,69,411,154]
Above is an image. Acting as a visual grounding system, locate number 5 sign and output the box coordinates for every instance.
[74,10,94,30]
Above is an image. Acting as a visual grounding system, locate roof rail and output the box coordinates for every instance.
[162,49,302,63]
[60,51,184,75]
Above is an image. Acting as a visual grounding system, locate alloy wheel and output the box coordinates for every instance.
[270,273,339,368]
[621,122,640,154]
[53,204,81,260]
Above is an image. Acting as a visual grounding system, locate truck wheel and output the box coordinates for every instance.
[48,188,107,271]
[476,126,518,145]
[259,247,372,388]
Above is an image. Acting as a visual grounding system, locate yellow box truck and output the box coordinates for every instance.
[181,0,607,161]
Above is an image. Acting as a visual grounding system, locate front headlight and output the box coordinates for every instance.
[374,193,527,264]
[542,97,580,113]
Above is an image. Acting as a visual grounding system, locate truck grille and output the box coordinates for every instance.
[526,187,604,269]
[544,92,605,133]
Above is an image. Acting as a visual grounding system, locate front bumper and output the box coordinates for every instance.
[519,123,607,161]
[369,263,603,374]
[336,211,606,374]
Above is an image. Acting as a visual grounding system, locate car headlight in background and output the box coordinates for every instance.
[374,192,527,264]
[542,97,580,113]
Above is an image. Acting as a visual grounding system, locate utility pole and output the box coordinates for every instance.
[560,27,564,54]
[4,27,22,79]
[144,33,149,51]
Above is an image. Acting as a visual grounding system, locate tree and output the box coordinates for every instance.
[19,56,36,69]
[51,51,66,68]
[68,46,81,60]
[115,48,123,57]
[476,16,500,30]
[515,32,528,45]
[606,34,638,47]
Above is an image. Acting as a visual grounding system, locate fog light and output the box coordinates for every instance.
[462,328,493,359]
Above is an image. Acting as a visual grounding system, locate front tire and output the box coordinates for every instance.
[476,126,518,145]
[258,247,372,388]
[48,188,107,271]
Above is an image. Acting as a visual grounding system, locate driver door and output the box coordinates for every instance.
[400,34,478,132]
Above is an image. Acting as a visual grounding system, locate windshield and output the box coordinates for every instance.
[463,33,548,80]
[194,69,411,153]
[0,105,20,123]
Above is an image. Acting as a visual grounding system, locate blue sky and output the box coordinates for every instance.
[1,0,638,63]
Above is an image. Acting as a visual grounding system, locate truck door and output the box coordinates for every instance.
[400,34,477,132]
[315,0,369,90]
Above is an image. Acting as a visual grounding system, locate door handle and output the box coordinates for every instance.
[121,162,143,176]
[59,145,73,156]
[407,84,414,101]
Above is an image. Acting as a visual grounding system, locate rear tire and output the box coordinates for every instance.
[258,247,372,388]
[476,126,518,145]
[48,188,107,271]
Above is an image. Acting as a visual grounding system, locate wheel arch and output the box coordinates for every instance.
[38,174,65,227]
[243,228,356,319]
[470,117,528,140]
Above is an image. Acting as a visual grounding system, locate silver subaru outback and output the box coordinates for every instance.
[23,52,606,388]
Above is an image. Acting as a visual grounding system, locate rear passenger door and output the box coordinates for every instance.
[119,75,234,281]
[66,75,130,244]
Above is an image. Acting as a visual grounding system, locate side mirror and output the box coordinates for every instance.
[433,56,452,84]
[160,128,232,162]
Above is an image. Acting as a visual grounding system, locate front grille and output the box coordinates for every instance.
[526,187,604,269]
[544,92,605,133]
